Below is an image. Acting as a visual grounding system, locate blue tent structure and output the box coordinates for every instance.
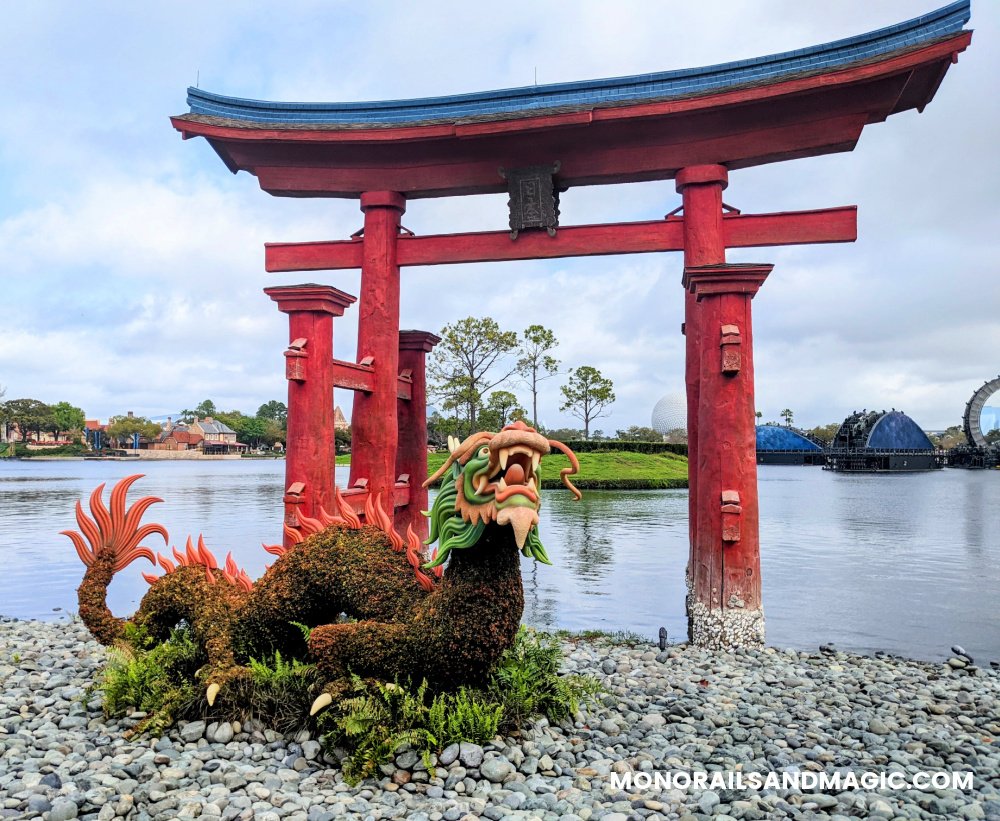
[755,425,825,465]
[826,410,941,472]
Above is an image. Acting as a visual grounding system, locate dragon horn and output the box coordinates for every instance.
[547,439,582,501]
[424,431,495,487]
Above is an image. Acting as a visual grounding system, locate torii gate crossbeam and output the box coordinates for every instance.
[263,208,857,271]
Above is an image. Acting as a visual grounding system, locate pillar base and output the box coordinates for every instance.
[686,573,765,650]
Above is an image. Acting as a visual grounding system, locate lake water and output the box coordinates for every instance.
[1,459,997,662]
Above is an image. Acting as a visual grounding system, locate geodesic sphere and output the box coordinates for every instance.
[651,394,686,435]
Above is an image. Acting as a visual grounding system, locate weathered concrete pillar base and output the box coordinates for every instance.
[686,574,765,650]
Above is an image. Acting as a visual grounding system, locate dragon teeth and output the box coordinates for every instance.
[310,692,333,716]
[499,449,509,470]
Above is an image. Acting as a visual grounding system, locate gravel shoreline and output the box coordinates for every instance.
[2,617,998,821]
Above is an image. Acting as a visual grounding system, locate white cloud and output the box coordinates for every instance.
[0,1,996,432]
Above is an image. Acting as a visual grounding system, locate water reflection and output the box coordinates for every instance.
[1,459,998,660]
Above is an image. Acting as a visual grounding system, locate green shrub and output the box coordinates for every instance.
[559,439,687,456]
[16,442,87,457]
[323,675,439,784]
[320,627,600,784]
[490,627,602,728]
[96,626,202,736]
[227,650,319,734]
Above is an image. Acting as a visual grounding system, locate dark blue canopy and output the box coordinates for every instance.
[866,411,934,450]
[756,425,822,452]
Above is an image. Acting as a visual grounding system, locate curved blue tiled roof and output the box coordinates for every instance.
[866,412,934,450]
[756,425,823,452]
[185,2,969,126]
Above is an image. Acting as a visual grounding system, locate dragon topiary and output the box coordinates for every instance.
[65,421,580,719]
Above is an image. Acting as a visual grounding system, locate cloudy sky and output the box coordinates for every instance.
[1,1,996,433]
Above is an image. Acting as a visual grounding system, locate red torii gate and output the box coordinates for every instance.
[172,2,970,647]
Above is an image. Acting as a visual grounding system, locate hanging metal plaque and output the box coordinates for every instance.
[499,162,561,240]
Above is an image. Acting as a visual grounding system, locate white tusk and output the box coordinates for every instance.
[206,683,220,706]
[499,449,509,470]
[531,453,541,473]
[448,435,458,453]
[498,477,507,491]
[310,692,333,716]
[476,474,489,495]
[527,477,536,492]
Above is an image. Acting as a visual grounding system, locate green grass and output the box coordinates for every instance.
[339,449,688,488]
[556,628,652,647]
[427,449,688,490]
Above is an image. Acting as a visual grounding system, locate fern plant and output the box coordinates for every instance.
[320,629,601,783]
[289,621,313,642]
[248,650,314,686]
[96,626,202,735]
[426,688,503,747]
[218,650,320,733]
[325,675,438,784]
[490,627,601,727]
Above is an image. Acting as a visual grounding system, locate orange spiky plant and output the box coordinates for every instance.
[61,474,168,644]
[141,535,254,593]
[270,486,441,591]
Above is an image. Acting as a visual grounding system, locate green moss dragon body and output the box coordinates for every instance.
[66,422,579,720]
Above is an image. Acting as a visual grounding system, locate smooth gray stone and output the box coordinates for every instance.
[459,743,484,768]
[480,757,514,783]
[439,743,460,766]
[49,799,80,821]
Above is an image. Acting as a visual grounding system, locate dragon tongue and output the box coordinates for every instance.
[505,463,526,485]
[496,505,538,549]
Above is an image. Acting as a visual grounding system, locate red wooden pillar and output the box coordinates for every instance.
[265,284,356,542]
[675,165,728,628]
[349,191,406,511]
[396,330,441,538]
[683,263,771,648]
[677,166,728,548]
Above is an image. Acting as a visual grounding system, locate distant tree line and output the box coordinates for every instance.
[174,398,303,450]
[0,388,313,451]
[0,391,86,443]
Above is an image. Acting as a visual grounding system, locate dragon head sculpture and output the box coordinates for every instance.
[423,420,580,568]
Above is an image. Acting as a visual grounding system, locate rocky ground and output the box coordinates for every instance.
[1,617,998,821]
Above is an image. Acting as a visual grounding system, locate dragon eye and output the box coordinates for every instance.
[479,447,489,457]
